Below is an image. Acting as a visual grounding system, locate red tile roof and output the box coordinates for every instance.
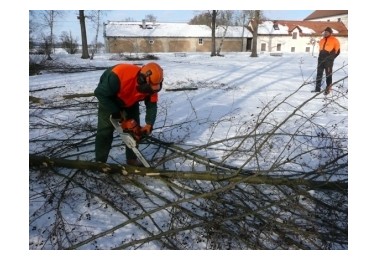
[259,20,348,37]
[304,10,348,20]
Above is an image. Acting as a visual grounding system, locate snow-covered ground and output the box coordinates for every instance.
[29,51,348,170]
[28,51,348,251]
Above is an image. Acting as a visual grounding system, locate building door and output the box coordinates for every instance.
[246,38,252,51]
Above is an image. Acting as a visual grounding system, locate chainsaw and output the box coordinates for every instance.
[109,115,151,168]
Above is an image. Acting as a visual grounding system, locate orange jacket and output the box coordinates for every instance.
[112,64,158,107]
[94,64,158,125]
[318,35,340,60]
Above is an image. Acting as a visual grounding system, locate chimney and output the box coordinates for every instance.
[273,20,279,30]
[142,19,146,29]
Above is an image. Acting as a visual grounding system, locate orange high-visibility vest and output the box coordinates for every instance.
[112,64,158,107]
[319,35,340,54]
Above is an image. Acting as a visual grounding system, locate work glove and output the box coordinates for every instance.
[121,119,142,141]
[141,124,153,135]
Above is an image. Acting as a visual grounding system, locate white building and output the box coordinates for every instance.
[103,11,348,55]
[249,19,348,55]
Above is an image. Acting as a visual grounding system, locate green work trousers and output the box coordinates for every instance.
[95,103,140,162]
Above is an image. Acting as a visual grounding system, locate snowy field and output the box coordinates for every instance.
[29,51,348,250]
[29,51,348,166]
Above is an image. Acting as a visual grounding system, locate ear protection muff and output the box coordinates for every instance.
[137,72,147,84]
[137,66,163,94]
[137,71,154,94]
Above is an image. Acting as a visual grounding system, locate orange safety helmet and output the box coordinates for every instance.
[140,62,164,85]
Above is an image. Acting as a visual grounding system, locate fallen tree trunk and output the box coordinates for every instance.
[29,96,44,104]
[165,88,198,91]
[29,154,347,191]
[63,93,94,99]
[29,85,65,93]
[30,92,94,104]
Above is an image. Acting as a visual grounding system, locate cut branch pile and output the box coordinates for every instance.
[29,78,348,249]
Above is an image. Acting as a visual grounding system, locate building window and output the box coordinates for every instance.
[291,47,295,52]
[277,43,281,51]
[261,43,266,51]
[198,38,203,45]
[292,32,298,39]
[305,47,310,52]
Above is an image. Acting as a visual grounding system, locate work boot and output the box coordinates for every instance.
[127,159,144,167]
[324,85,332,95]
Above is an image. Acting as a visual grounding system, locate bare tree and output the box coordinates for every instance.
[238,11,248,51]
[40,33,53,59]
[60,31,79,54]
[29,11,39,51]
[249,10,261,57]
[38,10,64,60]
[190,11,242,55]
[78,10,90,59]
[188,12,211,26]
[121,17,136,22]
[216,11,234,56]
[87,11,107,59]
[145,14,157,23]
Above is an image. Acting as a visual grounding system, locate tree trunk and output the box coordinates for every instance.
[91,11,102,60]
[250,10,260,58]
[29,154,347,191]
[210,10,217,57]
[216,25,228,56]
[79,10,90,59]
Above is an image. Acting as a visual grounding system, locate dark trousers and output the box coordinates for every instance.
[315,59,334,91]
[95,103,140,162]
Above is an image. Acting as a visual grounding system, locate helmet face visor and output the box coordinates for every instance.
[138,63,163,94]
[137,78,163,94]
[151,83,162,92]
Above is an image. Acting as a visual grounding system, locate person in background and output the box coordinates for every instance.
[312,26,340,95]
[94,62,164,166]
